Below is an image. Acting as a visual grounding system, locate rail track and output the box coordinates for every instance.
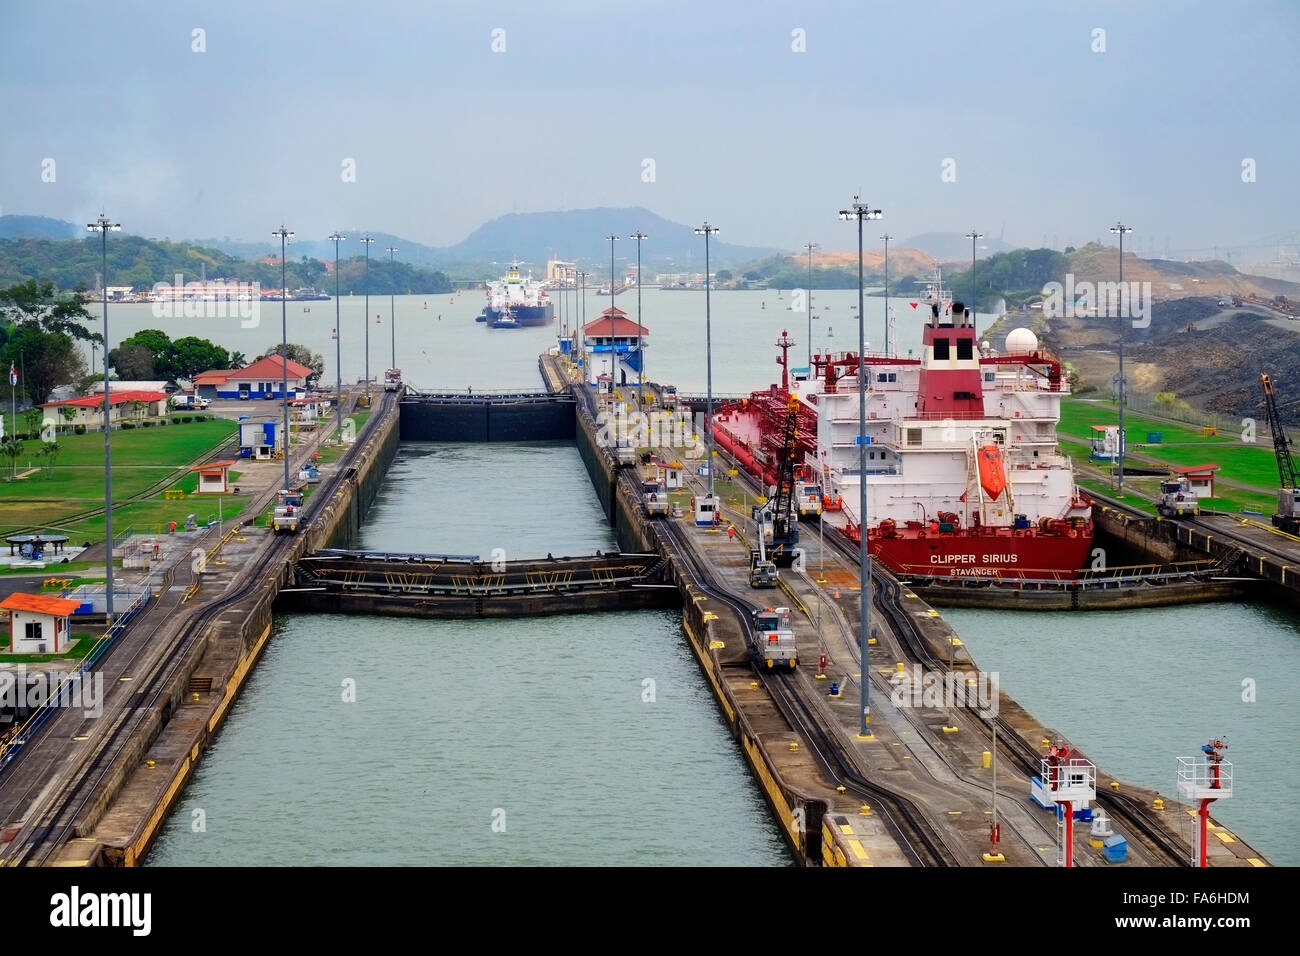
[815,523,1191,866]
[0,391,393,866]
[644,479,960,867]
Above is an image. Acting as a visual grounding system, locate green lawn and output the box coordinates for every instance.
[1,633,95,663]
[1060,399,1236,446]
[0,419,240,537]
[1061,398,1281,493]
[66,497,249,541]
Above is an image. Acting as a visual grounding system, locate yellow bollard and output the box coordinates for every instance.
[896,662,905,672]
[1110,781,1120,791]
[789,742,798,752]
[1153,797,1165,811]
[982,751,991,769]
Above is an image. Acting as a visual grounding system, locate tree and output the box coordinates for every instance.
[108,343,154,379]
[229,351,247,368]
[0,281,93,406]
[116,329,172,378]
[715,269,733,281]
[38,440,59,478]
[170,336,231,380]
[59,404,76,434]
[259,343,324,384]
[0,436,23,478]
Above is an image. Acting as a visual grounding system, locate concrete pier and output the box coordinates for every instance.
[544,348,1272,867]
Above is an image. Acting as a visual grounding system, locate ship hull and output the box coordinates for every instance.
[860,526,1094,580]
[485,304,553,327]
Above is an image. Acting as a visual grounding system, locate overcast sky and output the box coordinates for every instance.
[2,0,1296,260]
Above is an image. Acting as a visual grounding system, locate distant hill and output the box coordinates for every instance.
[0,234,452,294]
[449,207,778,272]
[194,231,451,271]
[5,207,779,281]
[902,232,1013,263]
[0,215,82,240]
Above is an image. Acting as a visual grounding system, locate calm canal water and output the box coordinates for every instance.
[147,442,789,866]
[944,602,1299,866]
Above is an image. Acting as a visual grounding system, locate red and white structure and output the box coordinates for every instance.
[1177,738,1233,868]
[1037,745,1096,867]
[709,277,1094,580]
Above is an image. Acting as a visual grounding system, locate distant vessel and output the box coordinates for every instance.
[483,262,553,327]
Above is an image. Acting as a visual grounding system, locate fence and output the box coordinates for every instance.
[0,586,151,773]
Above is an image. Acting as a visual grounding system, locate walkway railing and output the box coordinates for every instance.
[0,587,151,774]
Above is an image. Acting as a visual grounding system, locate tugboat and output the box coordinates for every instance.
[490,305,521,330]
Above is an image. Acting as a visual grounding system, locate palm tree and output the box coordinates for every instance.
[39,440,60,478]
[1,436,24,479]
[59,405,76,435]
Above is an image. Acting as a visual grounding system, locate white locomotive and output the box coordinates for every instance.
[750,606,797,669]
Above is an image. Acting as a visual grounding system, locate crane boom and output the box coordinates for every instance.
[1262,373,1299,488]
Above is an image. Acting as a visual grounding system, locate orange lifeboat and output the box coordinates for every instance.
[977,444,1007,499]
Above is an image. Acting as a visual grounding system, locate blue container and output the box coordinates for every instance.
[1103,834,1127,862]
[1147,432,1163,443]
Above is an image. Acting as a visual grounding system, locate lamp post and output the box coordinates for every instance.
[273,227,294,493]
[840,197,882,738]
[629,232,648,410]
[578,270,588,371]
[386,247,397,370]
[694,222,719,496]
[360,235,374,399]
[965,230,984,335]
[1110,221,1133,496]
[880,234,895,355]
[605,234,620,399]
[804,242,819,370]
[329,233,346,438]
[87,213,120,623]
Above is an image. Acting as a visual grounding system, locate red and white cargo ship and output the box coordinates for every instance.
[709,283,1092,580]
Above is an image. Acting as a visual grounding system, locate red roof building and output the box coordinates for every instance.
[196,356,315,399]
[1171,464,1220,497]
[581,307,650,389]
[39,390,170,426]
[1,592,83,654]
[190,459,237,493]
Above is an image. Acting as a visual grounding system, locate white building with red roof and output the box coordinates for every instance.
[1,592,83,654]
[193,355,314,400]
[581,307,649,388]
[40,390,170,426]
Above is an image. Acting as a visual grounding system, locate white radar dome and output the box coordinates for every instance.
[1005,327,1039,354]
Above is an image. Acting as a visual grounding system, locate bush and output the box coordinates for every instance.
[121,422,135,430]
[141,421,153,427]
[181,415,193,423]
[74,424,86,434]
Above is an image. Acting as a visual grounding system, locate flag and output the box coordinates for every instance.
[8,363,15,387]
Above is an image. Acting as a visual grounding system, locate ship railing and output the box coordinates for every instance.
[908,558,1218,586]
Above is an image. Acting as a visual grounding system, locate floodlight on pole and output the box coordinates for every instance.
[839,196,882,738]
[694,221,720,496]
[1110,221,1134,496]
[87,213,120,623]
